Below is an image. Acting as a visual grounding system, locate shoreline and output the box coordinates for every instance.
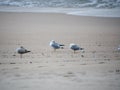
[0,6,120,18]
[0,11,120,20]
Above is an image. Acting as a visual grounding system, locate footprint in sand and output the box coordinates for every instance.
[80,63,87,65]
[78,72,86,75]
[10,62,16,64]
[108,70,114,73]
[63,72,75,77]
[14,74,21,77]
[116,69,120,74]
[38,66,47,68]
[13,67,19,69]
[59,64,65,66]
[98,62,105,64]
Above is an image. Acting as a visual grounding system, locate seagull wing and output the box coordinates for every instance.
[71,45,80,50]
[16,47,30,54]
[59,44,65,46]
[16,48,26,54]
[51,42,60,49]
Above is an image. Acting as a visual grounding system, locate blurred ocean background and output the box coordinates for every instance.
[0,0,120,17]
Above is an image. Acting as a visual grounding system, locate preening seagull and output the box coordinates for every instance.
[16,46,31,58]
[69,43,84,53]
[49,40,65,51]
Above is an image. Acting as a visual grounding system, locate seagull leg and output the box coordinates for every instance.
[54,48,56,52]
[20,54,22,58]
[74,50,75,54]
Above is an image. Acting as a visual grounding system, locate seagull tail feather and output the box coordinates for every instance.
[26,51,31,53]
[60,44,65,46]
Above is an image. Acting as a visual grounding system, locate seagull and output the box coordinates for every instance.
[16,46,31,58]
[117,45,120,52]
[49,40,65,51]
[118,47,120,51]
[69,43,84,53]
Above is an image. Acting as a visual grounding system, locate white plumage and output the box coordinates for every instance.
[116,45,120,52]
[16,46,30,58]
[118,48,120,51]
[69,43,84,53]
[49,40,64,51]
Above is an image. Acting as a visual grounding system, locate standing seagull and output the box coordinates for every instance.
[118,45,120,51]
[49,40,64,51]
[69,43,84,53]
[118,48,120,51]
[16,46,31,58]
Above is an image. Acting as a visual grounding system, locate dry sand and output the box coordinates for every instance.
[0,12,120,90]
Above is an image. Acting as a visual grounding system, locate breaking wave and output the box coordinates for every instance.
[0,0,120,9]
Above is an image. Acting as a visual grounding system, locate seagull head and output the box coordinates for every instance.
[20,46,24,48]
[50,40,55,46]
[69,43,75,48]
[51,40,55,43]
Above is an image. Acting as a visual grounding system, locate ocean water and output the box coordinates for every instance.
[0,0,120,8]
[0,0,120,17]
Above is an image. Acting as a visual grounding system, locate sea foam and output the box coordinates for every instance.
[0,0,120,8]
[0,0,120,17]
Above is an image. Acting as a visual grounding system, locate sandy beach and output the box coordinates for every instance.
[0,12,120,90]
